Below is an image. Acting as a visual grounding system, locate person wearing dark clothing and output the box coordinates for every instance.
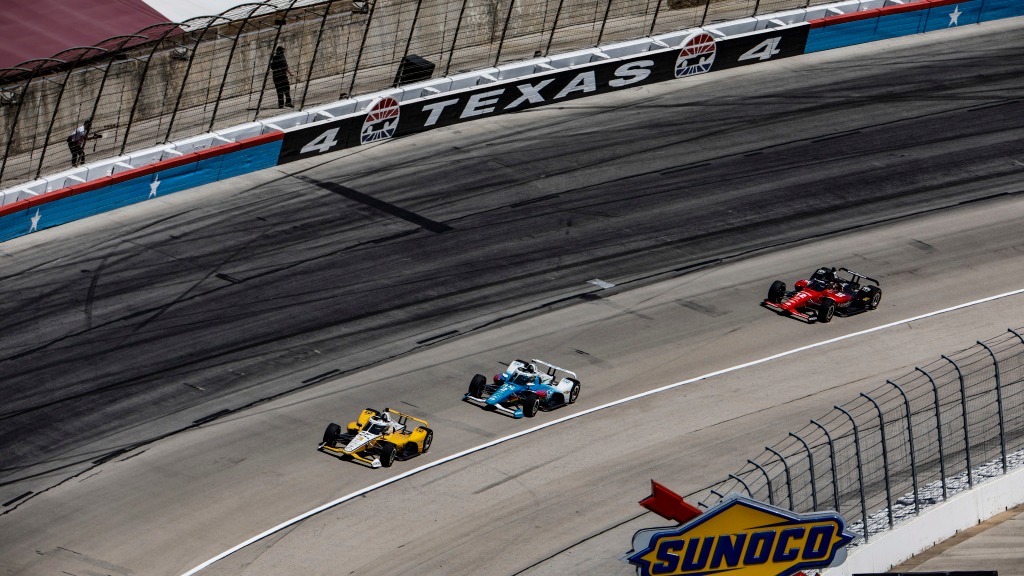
[270,46,294,108]
[66,118,101,167]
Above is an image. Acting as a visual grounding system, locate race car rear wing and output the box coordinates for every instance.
[531,359,578,379]
[384,407,428,428]
[838,268,880,286]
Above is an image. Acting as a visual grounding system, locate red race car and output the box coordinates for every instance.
[762,266,882,323]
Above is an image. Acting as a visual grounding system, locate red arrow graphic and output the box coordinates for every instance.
[639,480,702,524]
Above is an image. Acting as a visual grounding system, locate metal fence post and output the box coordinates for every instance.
[300,0,337,107]
[648,0,664,36]
[165,18,229,143]
[347,0,378,97]
[766,447,794,509]
[789,432,818,511]
[861,393,894,529]
[700,0,712,26]
[33,56,83,178]
[728,473,752,497]
[397,0,425,85]
[596,0,614,46]
[977,340,1008,473]
[811,419,840,511]
[888,380,920,516]
[916,367,948,501]
[119,30,176,154]
[0,62,59,182]
[444,0,470,75]
[942,355,973,488]
[208,7,264,132]
[748,459,774,506]
[1010,328,1024,346]
[494,0,518,66]
[544,0,566,57]
[835,406,869,542]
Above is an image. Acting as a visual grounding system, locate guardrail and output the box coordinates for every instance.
[687,326,1024,543]
[0,0,856,190]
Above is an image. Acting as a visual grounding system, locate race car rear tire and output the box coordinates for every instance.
[767,281,786,304]
[818,299,836,323]
[323,423,342,447]
[568,379,581,404]
[521,392,540,418]
[469,374,487,397]
[380,442,397,467]
[863,286,882,310]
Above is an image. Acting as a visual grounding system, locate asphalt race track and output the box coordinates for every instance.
[1,17,1022,576]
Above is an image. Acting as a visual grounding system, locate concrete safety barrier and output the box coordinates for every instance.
[0,0,1020,243]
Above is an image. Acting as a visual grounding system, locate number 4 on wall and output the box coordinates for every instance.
[300,128,340,154]
[739,37,782,62]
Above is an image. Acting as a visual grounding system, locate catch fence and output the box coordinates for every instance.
[3,0,829,189]
[687,327,1024,542]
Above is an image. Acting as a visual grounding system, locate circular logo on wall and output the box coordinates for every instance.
[360,97,400,144]
[675,32,717,78]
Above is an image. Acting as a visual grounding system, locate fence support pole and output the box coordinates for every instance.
[748,460,774,506]
[165,18,228,143]
[208,9,262,133]
[916,367,948,501]
[444,0,471,75]
[861,393,894,529]
[397,0,425,85]
[300,1,336,107]
[700,0,712,26]
[888,380,920,516]
[977,341,1009,473]
[835,406,869,542]
[728,473,752,497]
[544,0,566,56]
[494,0,518,66]
[789,432,818,511]
[347,0,378,97]
[942,355,973,488]
[1010,328,1024,346]
[118,40,166,153]
[596,0,614,46]
[766,447,794,510]
[811,419,840,511]
[649,0,664,36]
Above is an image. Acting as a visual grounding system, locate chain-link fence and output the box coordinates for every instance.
[687,327,1024,542]
[2,0,830,189]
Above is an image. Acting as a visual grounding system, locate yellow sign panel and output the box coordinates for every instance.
[627,496,855,576]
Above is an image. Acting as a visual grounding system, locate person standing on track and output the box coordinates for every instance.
[270,46,294,108]
[66,118,101,167]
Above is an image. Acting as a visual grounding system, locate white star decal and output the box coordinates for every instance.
[29,208,41,232]
[149,174,161,199]
[948,5,962,26]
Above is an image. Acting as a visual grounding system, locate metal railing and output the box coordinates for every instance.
[2,0,825,189]
[687,327,1024,542]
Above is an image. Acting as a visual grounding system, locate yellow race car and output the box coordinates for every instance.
[320,407,433,468]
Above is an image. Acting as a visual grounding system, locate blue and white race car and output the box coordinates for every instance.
[463,359,581,418]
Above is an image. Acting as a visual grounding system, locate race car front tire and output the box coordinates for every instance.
[323,423,342,447]
[469,374,487,397]
[380,442,397,467]
[521,392,540,417]
[767,281,786,303]
[818,299,836,323]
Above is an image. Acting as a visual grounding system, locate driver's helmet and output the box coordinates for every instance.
[379,411,391,422]
[813,267,836,282]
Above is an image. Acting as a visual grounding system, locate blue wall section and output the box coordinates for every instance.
[0,139,282,243]
[804,0,1013,52]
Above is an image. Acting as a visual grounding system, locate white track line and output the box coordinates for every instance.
[182,288,1024,575]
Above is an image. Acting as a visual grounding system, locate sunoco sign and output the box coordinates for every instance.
[626,493,855,576]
